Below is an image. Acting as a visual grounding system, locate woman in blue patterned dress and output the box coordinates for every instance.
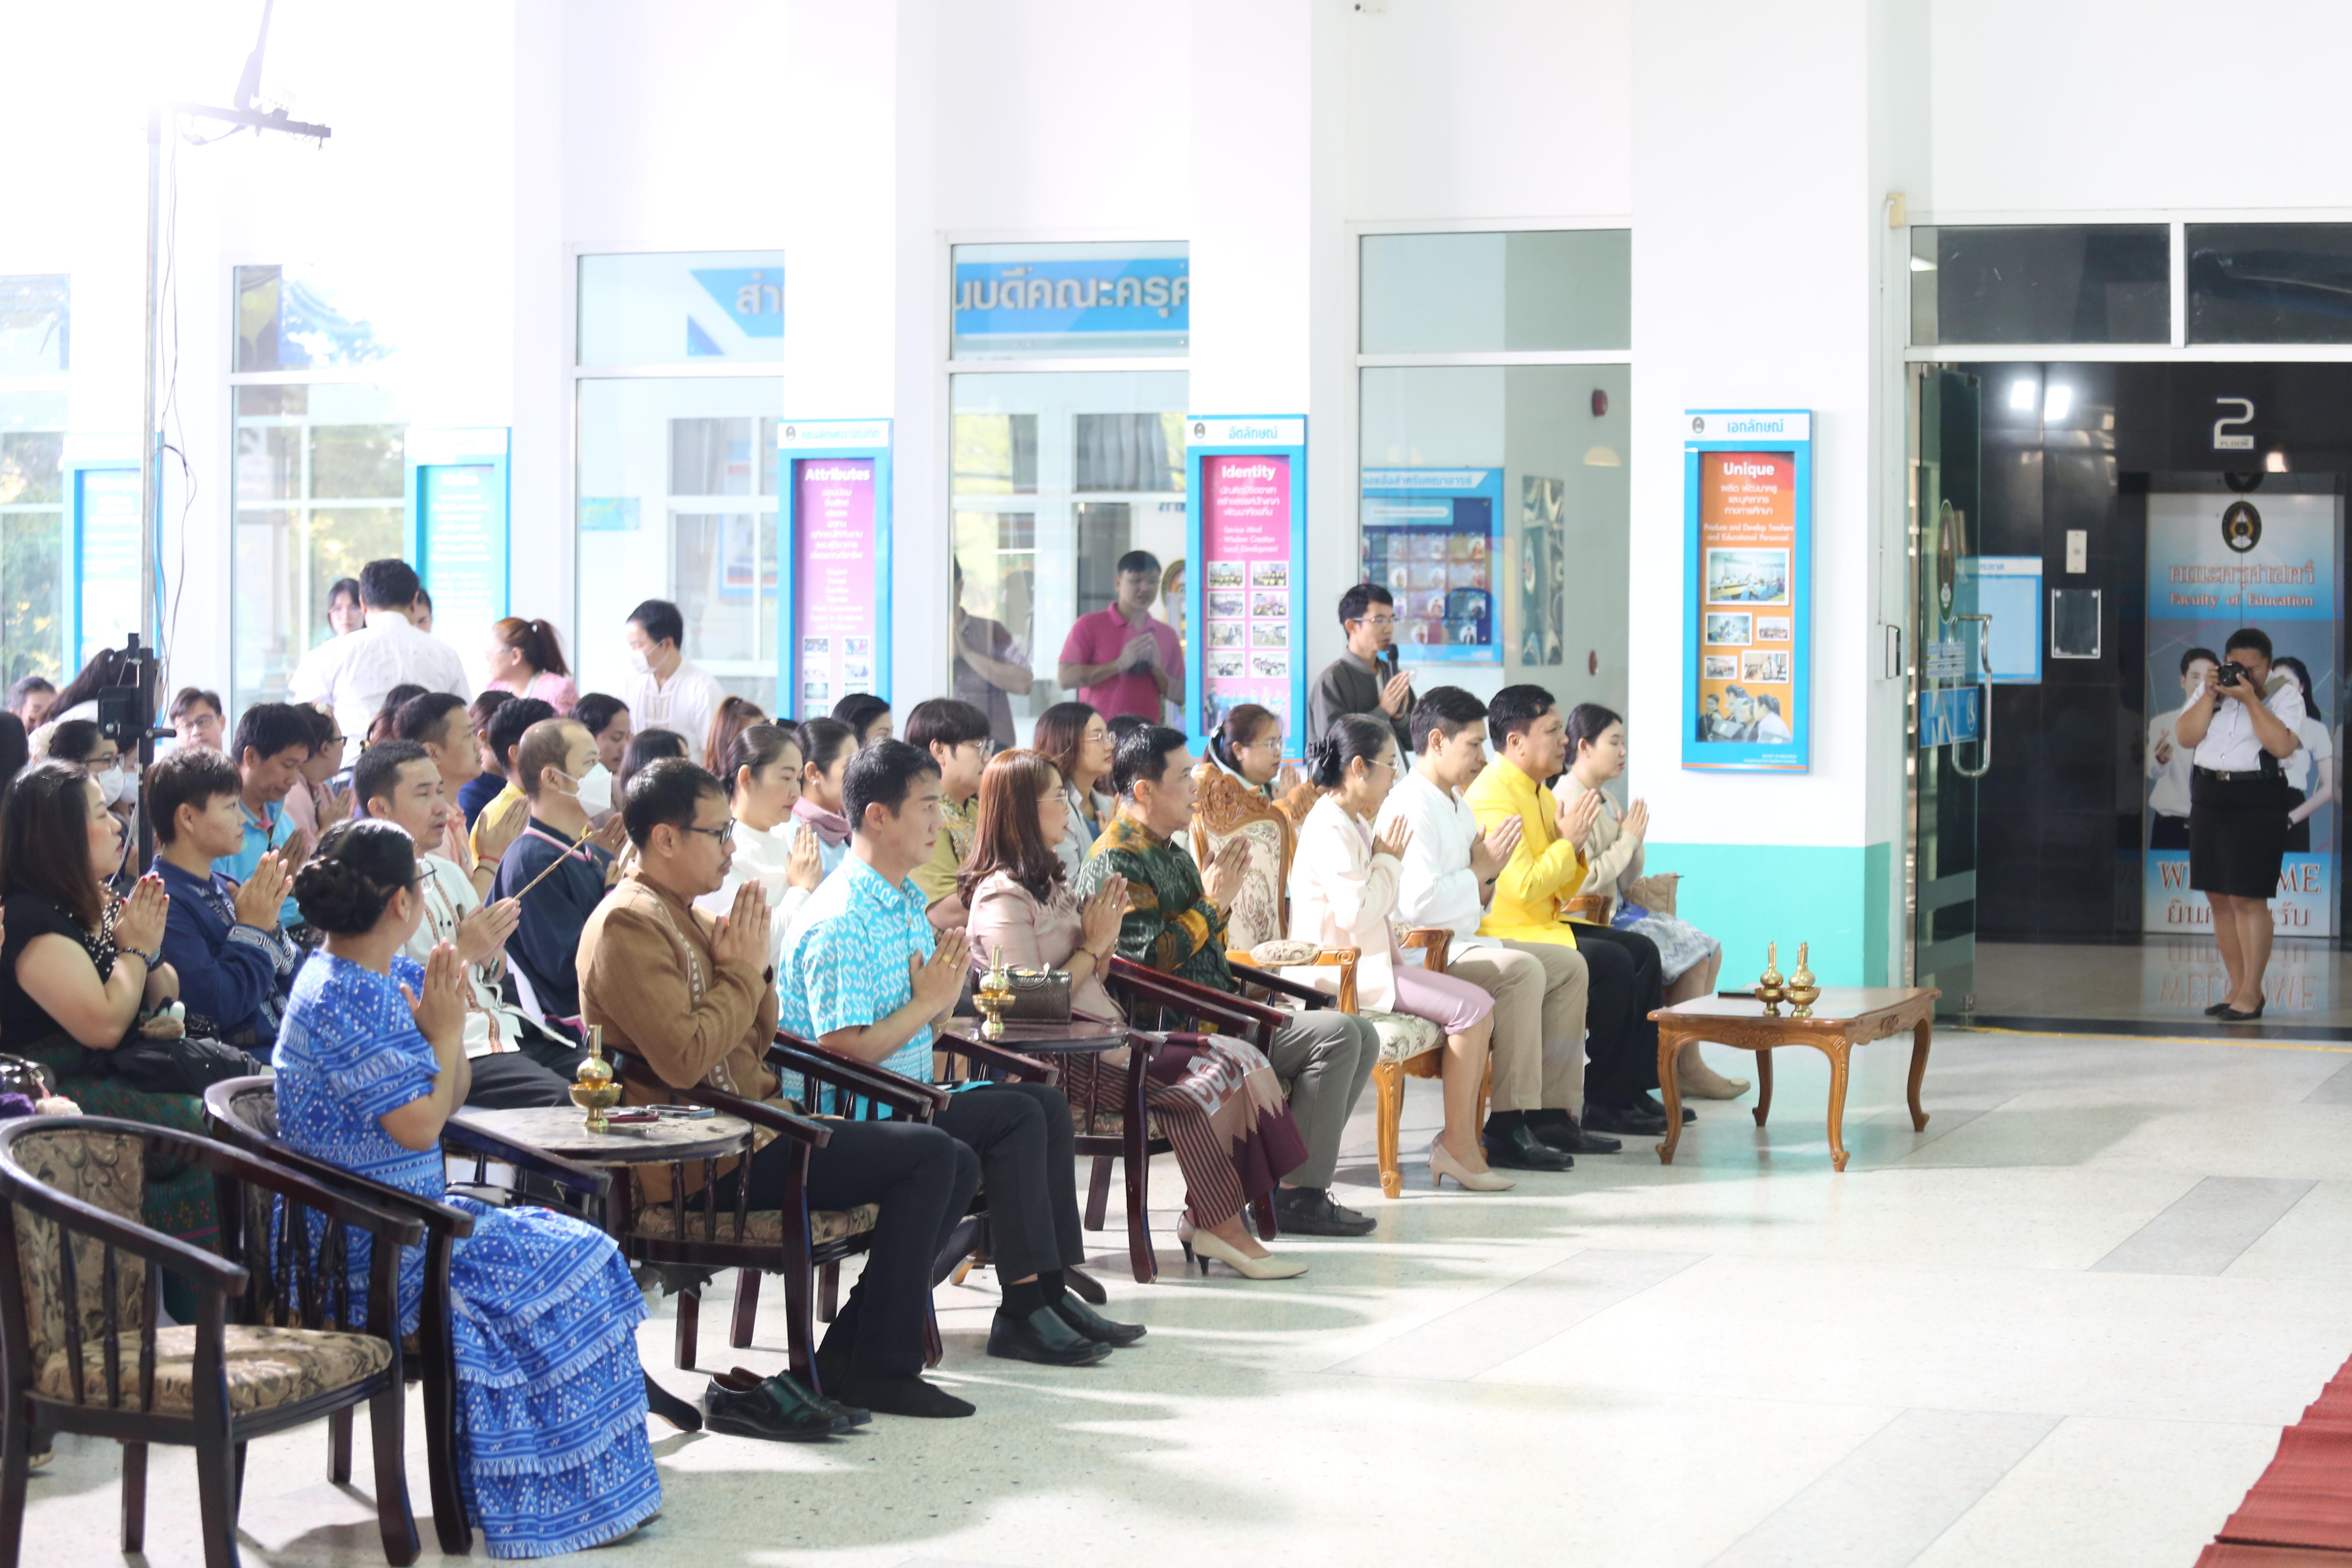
[274,818,662,1557]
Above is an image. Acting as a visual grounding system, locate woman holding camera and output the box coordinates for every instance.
[2174,627,2306,1022]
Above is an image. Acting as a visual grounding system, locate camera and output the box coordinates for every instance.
[2216,663,2247,688]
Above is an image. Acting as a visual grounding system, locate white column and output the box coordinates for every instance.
[780,0,946,711]
[1188,0,1354,696]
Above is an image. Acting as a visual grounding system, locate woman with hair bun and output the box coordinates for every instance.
[1286,715,1512,1192]
[273,818,662,1556]
[484,616,579,712]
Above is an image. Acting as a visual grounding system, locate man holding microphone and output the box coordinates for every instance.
[1311,583,1417,753]
[2174,627,2305,1022]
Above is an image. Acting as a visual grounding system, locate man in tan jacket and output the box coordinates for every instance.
[579,757,980,1420]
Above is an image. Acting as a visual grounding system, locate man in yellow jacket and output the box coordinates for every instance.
[1466,685,1677,1137]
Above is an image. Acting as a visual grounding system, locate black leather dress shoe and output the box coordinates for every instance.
[1528,1108,1621,1155]
[729,1365,868,1428]
[702,1372,843,1441]
[988,1305,1113,1367]
[1053,1295,1146,1345]
[835,1371,974,1419]
[1641,1091,1697,1125]
[1482,1117,1575,1171]
[1273,1187,1378,1236]
[1581,1098,1668,1135]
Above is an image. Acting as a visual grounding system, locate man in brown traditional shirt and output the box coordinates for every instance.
[579,757,981,1419]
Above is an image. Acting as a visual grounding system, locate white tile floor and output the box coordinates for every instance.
[24,1028,2352,1567]
[1975,934,2352,1027]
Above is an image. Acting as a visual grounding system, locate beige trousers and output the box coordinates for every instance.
[1444,938,1588,1113]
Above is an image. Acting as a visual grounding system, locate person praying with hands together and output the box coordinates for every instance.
[147,745,303,1054]
[781,741,1143,1368]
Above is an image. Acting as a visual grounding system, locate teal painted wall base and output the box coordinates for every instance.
[1644,841,1892,987]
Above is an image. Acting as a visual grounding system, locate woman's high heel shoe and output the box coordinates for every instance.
[1429,1136,1516,1192]
[1177,1219,1308,1280]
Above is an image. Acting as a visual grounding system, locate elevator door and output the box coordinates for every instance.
[1914,368,1983,1016]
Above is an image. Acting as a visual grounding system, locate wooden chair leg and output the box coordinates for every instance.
[1122,1142,1156,1285]
[782,1263,819,1392]
[1476,1058,1492,1129]
[232,1441,248,1514]
[729,1268,760,1349]
[421,1364,471,1555]
[1084,1154,1114,1231]
[327,1406,352,1483]
[1372,1059,1405,1199]
[1251,1190,1278,1240]
[193,1420,240,1568]
[120,1441,148,1553]
[674,1285,700,1369]
[368,1384,421,1567]
[817,1261,839,1323]
[0,1402,29,1568]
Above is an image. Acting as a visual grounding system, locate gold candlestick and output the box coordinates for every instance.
[1786,943,1820,1017]
[570,1024,621,1134]
[973,953,1015,1040]
[1755,941,1786,1017]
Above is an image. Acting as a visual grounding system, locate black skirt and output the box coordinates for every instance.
[2189,766,2290,899]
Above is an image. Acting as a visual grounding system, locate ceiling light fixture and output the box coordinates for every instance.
[2043,384,2072,421]
[2009,379,2038,412]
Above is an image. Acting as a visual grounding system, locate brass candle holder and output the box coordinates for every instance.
[1755,941,1786,1016]
[973,953,1015,1041]
[570,1024,621,1134]
[1785,942,1820,1017]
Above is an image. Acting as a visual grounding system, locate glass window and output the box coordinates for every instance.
[0,390,68,684]
[2187,224,2352,344]
[234,265,395,371]
[577,252,784,366]
[574,378,784,709]
[231,382,407,713]
[949,370,1187,742]
[1358,365,1630,710]
[1910,225,2169,345]
[951,243,1189,360]
[0,276,69,376]
[1360,231,1630,354]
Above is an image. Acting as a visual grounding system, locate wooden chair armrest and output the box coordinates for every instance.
[1101,957,1290,1047]
[1307,948,1361,1013]
[176,1132,427,1248]
[440,1119,613,1204]
[1225,960,1334,1009]
[206,1078,485,1235]
[0,1120,250,1294]
[685,1084,833,1148]
[766,1033,953,1116]
[1564,891,1611,924]
[1400,927,1453,975]
[938,1036,1059,1085]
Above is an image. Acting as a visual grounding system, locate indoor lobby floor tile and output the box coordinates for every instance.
[20,1029,2346,1567]
[1974,935,2352,1029]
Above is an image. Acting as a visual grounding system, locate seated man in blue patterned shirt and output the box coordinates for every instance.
[780,739,1142,1368]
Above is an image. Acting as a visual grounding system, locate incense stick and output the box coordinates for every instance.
[507,824,598,900]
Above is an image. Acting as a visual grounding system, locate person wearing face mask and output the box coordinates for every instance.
[354,737,588,1104]
[491,718,624,1022]
[208,704,318,932]
[40,721,137,869]
[619,598,724,748]
[695,723,824,964]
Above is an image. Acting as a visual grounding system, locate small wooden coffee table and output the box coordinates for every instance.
[1651,986,1940,1172]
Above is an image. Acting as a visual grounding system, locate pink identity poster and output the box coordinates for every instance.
[794,457,878,715]
[1198,452,1295,737]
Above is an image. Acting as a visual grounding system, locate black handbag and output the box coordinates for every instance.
[998,967,1073,1023]
[101,1033,268,1096]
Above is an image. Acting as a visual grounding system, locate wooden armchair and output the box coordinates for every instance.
[1188,761,1481,1198]
[202,1077,613,1558]
[0,1116,422,1568]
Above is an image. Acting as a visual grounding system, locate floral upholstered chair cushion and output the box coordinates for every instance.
[1202,817,1288,951]
[9,1124,149,1369]
[1363,1009,1442,1065]
[36,1323,392,1415]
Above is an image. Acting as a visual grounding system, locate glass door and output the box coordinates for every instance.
[1911,367,1984,1016]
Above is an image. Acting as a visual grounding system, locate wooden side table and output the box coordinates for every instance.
[1651,986,1940,1172]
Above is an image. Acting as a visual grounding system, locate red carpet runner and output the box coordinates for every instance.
[2197,1357,2352,1563]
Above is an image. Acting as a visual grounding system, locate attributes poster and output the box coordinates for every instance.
[793,457,879,717]
[2143,492,2336,938]
[1691,449,1802,765]
[1198,452,1296,736]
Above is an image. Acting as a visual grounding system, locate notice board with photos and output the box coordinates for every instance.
[1683,409,1812,771]
[1185,415,1307,751]
[778,419,893,717]
[1358,467,1503,664]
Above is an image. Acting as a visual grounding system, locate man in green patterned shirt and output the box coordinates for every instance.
[1074,724,1382,1237]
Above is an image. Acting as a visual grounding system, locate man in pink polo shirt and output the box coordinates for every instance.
[1057,550,1185,722]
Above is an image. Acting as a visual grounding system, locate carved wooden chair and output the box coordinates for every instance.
[1189,761,1480,1197]
[202,1077,613,1557]
[0,1116,421,1568]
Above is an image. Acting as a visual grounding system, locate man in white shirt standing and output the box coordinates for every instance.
[1374,685,1616,1169]
[288,557,470,744]
[621,598,726,749]
[2147,646,2219,850]
[351,736,588,1106]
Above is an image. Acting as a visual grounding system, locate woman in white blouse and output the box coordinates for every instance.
[2276,657,2334,853]
[1032,701,1115,881]
[694,722,824,963]
[1287,714,1510,1192]
[1557,704,1744,1100]
[2176,629,2307,1021]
